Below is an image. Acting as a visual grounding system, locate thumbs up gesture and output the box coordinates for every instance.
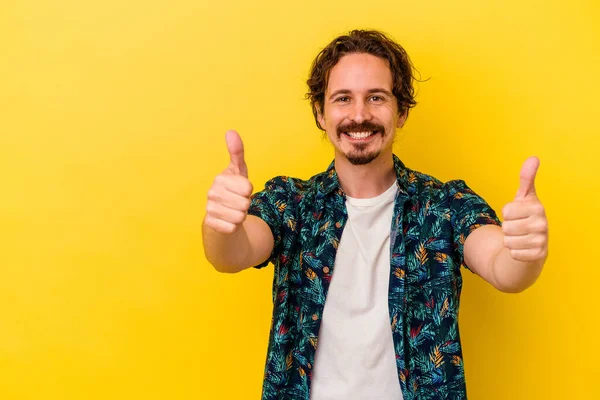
[204,130,254,235]
[502,157,549,262]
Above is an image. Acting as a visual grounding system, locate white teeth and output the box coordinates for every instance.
[347,131,374,139]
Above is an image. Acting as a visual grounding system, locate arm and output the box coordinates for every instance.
[202,215,274,273]
[464,225,546,293]
[463,157,549,293]
[202,130,275,273]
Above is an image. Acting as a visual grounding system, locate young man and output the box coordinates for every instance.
[203,30,548,400]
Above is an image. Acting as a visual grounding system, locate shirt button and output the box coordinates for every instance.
[323,267,330,274]
[312,314,318,321]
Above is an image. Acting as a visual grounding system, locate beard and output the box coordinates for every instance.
[336,121,386,165]
[346,145,380,165]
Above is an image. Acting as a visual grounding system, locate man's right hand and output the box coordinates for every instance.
[204,130,254,235]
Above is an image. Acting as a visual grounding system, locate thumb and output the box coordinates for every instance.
[225,130,248,177]
[515,156,540,200]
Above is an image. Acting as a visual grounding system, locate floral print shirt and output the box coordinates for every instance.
[247,155,501,400]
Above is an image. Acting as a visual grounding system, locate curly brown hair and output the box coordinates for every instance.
[306,30,418,131]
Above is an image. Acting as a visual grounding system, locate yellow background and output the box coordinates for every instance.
[1,0,598,399]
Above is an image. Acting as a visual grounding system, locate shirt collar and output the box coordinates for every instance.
[318,154,411,197]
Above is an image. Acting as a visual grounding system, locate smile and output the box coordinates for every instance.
[343,131,378,140]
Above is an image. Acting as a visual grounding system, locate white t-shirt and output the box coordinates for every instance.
[310,182,403,400]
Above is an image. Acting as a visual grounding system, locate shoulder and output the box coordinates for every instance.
[402,166,479,205]
[261,170,329,196]
[402,166,445,197]
[253,170,330,211]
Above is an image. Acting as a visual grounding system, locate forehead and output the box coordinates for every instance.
[327,53,393,93]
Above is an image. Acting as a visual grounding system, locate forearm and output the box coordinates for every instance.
[203,130,276,273]
[465,225,547,293]
[202,219,254,273]
[490,247,546,293]
[462,157,548,293]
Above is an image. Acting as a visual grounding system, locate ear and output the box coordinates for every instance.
[316,103,326,129]
[397,110,408,128]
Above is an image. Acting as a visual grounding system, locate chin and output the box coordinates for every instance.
[345,151,381,165]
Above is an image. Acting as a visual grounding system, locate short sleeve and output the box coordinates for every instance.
[446,180,502,271]
[247,176,290,269]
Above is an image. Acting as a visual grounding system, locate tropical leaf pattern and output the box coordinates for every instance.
[247,155,500,400]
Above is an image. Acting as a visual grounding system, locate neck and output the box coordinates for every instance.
[334,151,396,198]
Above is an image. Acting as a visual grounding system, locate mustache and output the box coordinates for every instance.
[336,121,385,135]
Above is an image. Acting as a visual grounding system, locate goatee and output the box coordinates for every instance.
[347,147,380,165]
[336,121,386,165]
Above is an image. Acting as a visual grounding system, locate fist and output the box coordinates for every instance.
[204,130,254,235]
[502,157,549,262]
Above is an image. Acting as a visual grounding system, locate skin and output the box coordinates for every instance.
[202,131,273,273]
[202,53,548,293]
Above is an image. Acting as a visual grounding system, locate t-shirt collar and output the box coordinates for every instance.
[318,154,411,198]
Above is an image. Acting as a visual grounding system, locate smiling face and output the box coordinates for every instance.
[317,53,407,165]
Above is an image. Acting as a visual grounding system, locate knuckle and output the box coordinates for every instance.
[214,174,224,185]
[241,180,254,197]
[205,215,237,235]
[205,202,216,215]
[241,198,252,211]
[533,235,546,247]
[204,217,217,230]
[207,188,219,200]
[220,223,236,235]
[233,210,247,225]
[528,219,543,233]
[213,176,228,190]
[218,173,233,185]
[532,203,545,215]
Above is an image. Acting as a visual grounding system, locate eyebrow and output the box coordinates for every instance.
[328,88,393,100]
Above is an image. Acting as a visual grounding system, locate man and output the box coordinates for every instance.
[202,30,548,400]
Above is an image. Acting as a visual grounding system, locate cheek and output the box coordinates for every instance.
[326,106,346,122]
[323,117,339,133]
[380,105,399,120]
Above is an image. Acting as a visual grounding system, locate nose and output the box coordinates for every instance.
[349,99,372,124]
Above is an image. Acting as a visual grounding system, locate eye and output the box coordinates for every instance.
[335,96,350,103]
[370,95,384,102]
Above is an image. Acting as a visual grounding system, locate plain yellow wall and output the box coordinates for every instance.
[1,0,598,399]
